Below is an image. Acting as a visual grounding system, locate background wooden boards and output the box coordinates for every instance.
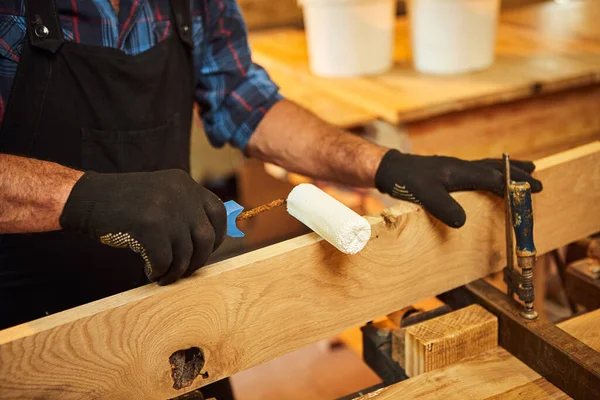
[249,1,600,126]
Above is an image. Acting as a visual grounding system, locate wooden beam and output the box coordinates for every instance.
[397,304,498,377]
[1,143,599,399]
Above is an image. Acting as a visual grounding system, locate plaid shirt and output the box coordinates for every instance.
[0,0,281,150]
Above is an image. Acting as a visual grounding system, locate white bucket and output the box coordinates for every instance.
[299,0,396,77]
[408,0,500,75]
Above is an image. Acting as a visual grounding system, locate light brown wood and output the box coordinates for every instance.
[357,347,551,400]
[357,306,600,400]
[238,0,303,31]
[483,379,571,400]
[250,1,600,125]
[406,84,600,160]
[502,0,600,41]
[558,309,600,352]
[265,65,376,128]
[401,305,498,376]
[0,143,599,399]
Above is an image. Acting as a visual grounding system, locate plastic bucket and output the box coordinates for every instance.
[408,0,500,74]
[299,0,396,77]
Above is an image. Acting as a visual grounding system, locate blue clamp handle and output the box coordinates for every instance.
[224,200,245,238]
[509,182,536,257]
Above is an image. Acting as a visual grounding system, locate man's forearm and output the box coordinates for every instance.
[247,100,388,187]
[0,155,83,233]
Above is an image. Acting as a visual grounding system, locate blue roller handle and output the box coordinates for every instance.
[509,182,536,257]
[224,200,245,238]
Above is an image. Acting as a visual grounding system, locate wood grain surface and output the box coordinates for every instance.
[403,305,498,376]
[558,309,600,352]
[357,347,547,400]
[406,84,600,160]
[0,143,599,398]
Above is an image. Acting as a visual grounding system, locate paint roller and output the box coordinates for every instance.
[225,183,372,254]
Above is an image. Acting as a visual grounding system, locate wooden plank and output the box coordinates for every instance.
[406,83,600,161]
[483,379,570,400]
[0,143,599,399]
[355,347,553,400]
[401,305,498,377]
[265,64,376,128]
[502,1,600,42]
[558,309,600,352]
[464,280,600,400]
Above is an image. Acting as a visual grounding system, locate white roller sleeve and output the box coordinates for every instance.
[287,184,371,254]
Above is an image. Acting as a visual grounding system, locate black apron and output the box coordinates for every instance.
[0,0,194,330]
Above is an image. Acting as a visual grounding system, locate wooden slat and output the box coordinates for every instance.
[356,308,600,399]
[0,143,599,399]
[249,1,600,125]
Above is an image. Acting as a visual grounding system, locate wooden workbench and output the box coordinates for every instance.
[249,0,600,160]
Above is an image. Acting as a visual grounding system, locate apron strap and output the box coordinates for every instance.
[170,0,194,49]
[24,0,64,54]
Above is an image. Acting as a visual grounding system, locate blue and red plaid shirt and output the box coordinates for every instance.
[0,0,281,150]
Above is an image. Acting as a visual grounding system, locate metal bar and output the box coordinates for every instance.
[361,323,408,387]
[503,153,515,299]
[236,198,287,221]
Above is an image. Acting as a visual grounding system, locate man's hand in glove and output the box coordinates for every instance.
[375,150,543,228]
[59,170,226,285]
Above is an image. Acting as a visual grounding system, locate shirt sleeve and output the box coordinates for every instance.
[194,0,283,150]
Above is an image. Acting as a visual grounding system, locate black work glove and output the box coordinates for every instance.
[375,150,543,228]
[60,170,227,285]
